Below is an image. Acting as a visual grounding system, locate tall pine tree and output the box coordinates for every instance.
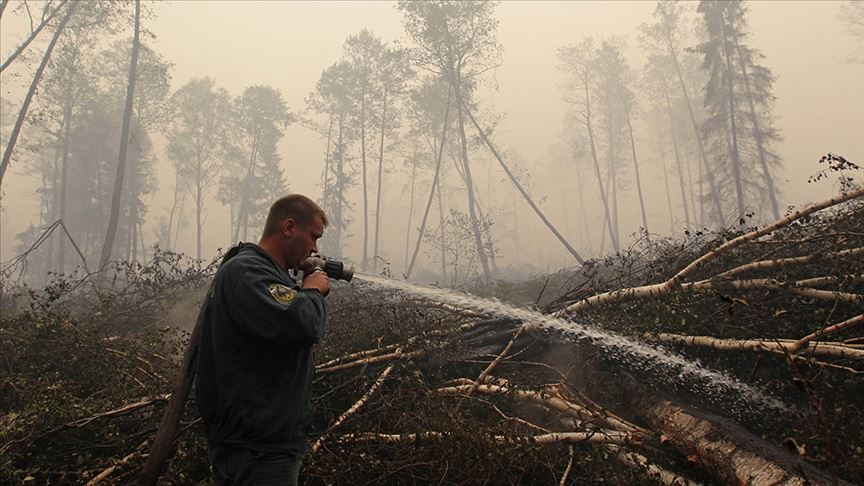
[697,0,782,223]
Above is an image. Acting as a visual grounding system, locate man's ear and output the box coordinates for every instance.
[282,218,297,236]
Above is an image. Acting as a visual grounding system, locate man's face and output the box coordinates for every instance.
[283,215,325,269]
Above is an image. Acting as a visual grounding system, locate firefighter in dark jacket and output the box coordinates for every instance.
[196,194,330,485]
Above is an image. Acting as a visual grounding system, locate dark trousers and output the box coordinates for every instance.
[208,442,303,486]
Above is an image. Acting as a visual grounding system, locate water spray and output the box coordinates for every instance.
[354,273,791,416]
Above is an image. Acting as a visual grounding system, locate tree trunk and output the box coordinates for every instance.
[623,107,650,243]
[452,77,492,283]
[0,0,67,73]
[462,101,585,265]
[322,113,333,220]
[403,162,416,272]
[195,165,203,261]
[662,84,691,230]
[646,401,850,486]
[234,135,259,242]
[98,0,141,270]
[660,151,676,236]
[575,168,593,255]
[167,167,182,251]
[136,295,208,486]
[606,114,621,246]
[361,87,369,272]
[57,81,74,273]
[436,177,447,283]
[667,39,725,227]
[372,87,388,272]
[583,84,619,252]
[0,0,78,188]
[406,88,451,280]
[734,37,780,220]
[334,111,345,255]
[722,21,746,222]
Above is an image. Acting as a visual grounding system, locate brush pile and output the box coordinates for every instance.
[1,187,862,485]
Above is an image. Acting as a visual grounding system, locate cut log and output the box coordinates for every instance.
[646,401,851,485]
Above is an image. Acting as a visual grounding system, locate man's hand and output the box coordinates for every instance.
[301,270,330,297]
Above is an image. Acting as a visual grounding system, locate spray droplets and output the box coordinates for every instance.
[356,273,791,416]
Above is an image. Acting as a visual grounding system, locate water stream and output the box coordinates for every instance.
[354,273,791,416]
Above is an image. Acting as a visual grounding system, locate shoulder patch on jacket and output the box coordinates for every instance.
[267,283,296,304]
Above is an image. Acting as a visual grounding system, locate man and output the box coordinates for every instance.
[196,194,331,485]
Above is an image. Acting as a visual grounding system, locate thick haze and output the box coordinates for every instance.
[2,1,862,281]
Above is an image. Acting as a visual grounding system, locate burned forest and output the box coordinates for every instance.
[1,1,863,485]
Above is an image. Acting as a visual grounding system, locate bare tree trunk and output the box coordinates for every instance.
[234,136,259,242]
[195,165,203,261]
[57,81,74,273]
[403,162,416,272]
[360,87,369,272]
[662,84,691,230]
[0,0,67,73]
[623,108,650,243]
[462,101,585,265]
[606,118,621,246]
[436,178,447,283]
[452,78,492,283]
[734,37,780,220]
[321,113,333,208]
[583,84,619,252]
[660,151,676,236]
[334,112,345,255]
[646,401,849,486]
[722,22,746,222]
[667,39,725,227]
[372,86,388,272]
[136,297,208,486]
[166,167,182,251]
[575,168,593,255]
[99,0,141,270]
[406,88,451,279]
[0,0,78,188]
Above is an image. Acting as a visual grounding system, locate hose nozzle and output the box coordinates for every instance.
[302,255,354,282]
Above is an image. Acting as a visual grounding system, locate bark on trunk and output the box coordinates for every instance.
[624,107,650,242]
[462,101,585,264]
[452,77,492,283]
[646,401,850,485]
[136,296,207,485]
[0,0,67,73]
[98,0,141,270]
[667,39,725,227]
[0,0,78,188]
[406,87,451,279]
[372,87,388,272]
[733,37,780,220]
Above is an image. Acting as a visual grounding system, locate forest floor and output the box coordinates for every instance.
[1,187,862,485]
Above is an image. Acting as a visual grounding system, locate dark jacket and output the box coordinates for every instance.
[196,243,326,452]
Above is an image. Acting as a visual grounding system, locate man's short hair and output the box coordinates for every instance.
[263,194,329,237]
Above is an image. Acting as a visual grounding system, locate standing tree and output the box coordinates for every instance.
[558,37,619,252]
[98,0,141,270]
[696,0,782,222]
[0,0,79,188]
[166,77,231,261]
[371,46,412,272]
[343,29,383,271]
[639,0,725,226]
[220,85,292,242]
[398,0,501,283]
[307,61,356,256]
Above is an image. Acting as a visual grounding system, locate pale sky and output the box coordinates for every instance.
[2,1,862,277]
